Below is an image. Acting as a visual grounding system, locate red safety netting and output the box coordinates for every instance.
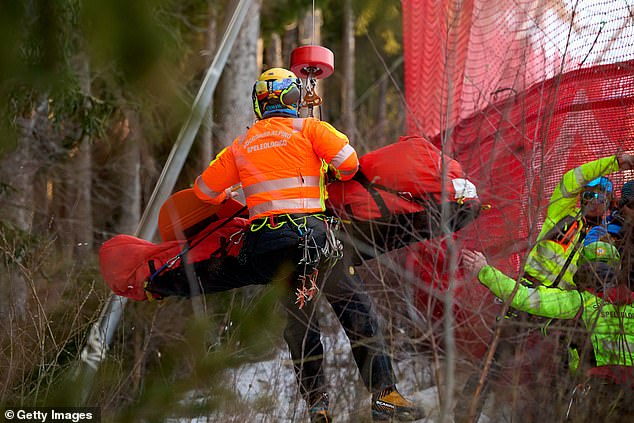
[450,60,634,264]
[403,0,634,136]
[401,0,634,360]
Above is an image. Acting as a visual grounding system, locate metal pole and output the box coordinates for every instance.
[74,0,253,403]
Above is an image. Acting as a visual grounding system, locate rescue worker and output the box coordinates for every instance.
[192,68,424,422]
[592,179,634,242]
[454,154,634,423]
[614,181,634,286]
[462,246,634,422]
[523,154,634,290]
[590,180,634,291]
[616,179,634,232]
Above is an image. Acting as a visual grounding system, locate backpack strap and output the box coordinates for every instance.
[351,171,391,219]
[350,170,434,220]
[551,221,588,288]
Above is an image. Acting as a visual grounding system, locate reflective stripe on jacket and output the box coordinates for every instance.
[523,156,620,289]
[479,265,634,367]
[194,117,358,220]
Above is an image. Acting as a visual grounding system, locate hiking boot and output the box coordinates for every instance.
[309,392,332,423]
[371,386,425,421]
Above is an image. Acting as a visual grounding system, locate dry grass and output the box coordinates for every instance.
[0,227,627,422]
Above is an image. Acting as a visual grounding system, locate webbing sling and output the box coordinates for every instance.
[350,171,391,219]
[551,223,588,288]
[350,170,429,219]
[148,205,248,282]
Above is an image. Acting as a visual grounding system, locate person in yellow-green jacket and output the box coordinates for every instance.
[462,246,634,422]
[454,155,634,423]
[523,153,634,290]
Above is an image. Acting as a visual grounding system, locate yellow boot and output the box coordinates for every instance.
[371,386,425,421]
[309,392,332,423]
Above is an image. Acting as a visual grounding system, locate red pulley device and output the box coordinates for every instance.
[290,45,334,117]
[290,45,335,79]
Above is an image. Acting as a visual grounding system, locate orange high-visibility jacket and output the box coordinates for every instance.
[194,117,359,221]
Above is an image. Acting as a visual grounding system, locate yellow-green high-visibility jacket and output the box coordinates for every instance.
[479,265,634,368]
[523,156,620,290]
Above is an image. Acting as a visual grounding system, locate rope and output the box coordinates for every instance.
[148,205,248,282]
[311,0,315,45]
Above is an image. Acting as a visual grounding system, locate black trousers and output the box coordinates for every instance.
[243,215,395,401]
[149,214,395,401]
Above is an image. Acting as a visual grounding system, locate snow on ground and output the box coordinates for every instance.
[169,301,501,422]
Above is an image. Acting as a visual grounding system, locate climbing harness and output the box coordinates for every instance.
[250,213,343,309]
[244,213,345,308]
[296,224,321,309]
[322,216,344,264]
[294,215,344,309]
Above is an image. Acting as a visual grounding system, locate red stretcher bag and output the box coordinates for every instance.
[326,135,479,221]
[99,218,248,301]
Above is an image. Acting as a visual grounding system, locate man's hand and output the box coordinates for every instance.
[461,249,488,277]
[224,187,240,199]
[326,164,340,183]
[617,153,634,170]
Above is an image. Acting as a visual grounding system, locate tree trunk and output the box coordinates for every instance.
[113,108,142,235]
[375,76,388,147]
[66,55,94,260]
[0,98,49,321]
[69,136,93,259]
[341,0,356,142]
[215,0,262,147]
[298,8,318,46]
[298,8,326,120]
[201,1,218,165]
[282,22,298,70]
[265,33,283,69]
